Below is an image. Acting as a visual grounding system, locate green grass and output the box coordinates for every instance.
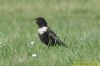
[0,0,100,66]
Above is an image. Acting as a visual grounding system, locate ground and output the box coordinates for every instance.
[0,0,100,66]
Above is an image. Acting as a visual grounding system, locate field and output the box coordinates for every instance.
[0,0,100,66]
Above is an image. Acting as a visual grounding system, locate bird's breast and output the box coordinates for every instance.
[38,27,48,35]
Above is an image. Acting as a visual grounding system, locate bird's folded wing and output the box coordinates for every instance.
[48,28,64,44]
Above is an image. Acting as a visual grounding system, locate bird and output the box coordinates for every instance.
[34,17,66,46]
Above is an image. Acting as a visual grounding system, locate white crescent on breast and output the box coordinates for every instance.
[38,27,48,35]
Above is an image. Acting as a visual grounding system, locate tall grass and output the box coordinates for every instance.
[0,0,100,66]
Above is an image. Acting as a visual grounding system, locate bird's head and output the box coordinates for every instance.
[34,17,48,28]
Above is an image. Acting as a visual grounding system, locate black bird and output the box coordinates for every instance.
[34,17,65,46]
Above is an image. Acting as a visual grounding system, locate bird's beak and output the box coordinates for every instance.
[34,18,38,22]
[34,19,38,22]
[32,18,37,23]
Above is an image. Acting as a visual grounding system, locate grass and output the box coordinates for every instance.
[0,0,100,66]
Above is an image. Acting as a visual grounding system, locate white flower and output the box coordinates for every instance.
[30,41,35,45]
[32,54,36,57]
[80,38,83,40]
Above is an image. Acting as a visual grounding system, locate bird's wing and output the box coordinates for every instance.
[47,28,65,45]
